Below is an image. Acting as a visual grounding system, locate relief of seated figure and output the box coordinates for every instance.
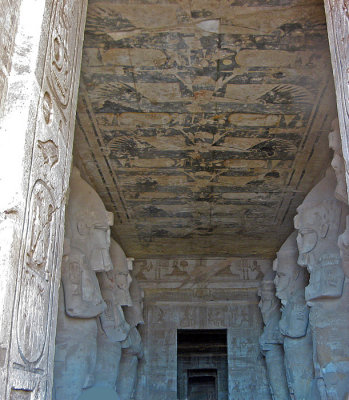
[273,232,314,400]
[294,167,349,399]
[258,270,290,400]
[53,167,114,400]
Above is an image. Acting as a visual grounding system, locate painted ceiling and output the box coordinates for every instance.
[74,0,337,258]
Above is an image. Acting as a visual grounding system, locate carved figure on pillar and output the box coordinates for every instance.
[258,270,290,400]
[273,232,313,400]
[53,167,113,400]
[294,168,349,399]
[117,277,145,400]
[91,239,132,397]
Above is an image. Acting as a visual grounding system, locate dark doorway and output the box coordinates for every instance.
[188,369,217,400]
[177,330,228,400]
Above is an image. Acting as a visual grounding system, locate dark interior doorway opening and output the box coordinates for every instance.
[188,369,217,400]
[177,330,228,400]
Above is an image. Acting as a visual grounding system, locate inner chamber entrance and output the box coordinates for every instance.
[177,329,228,400]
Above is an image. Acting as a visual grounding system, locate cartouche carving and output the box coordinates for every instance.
[17,180,55,365]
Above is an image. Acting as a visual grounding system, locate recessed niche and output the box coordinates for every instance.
[177,329,228,400]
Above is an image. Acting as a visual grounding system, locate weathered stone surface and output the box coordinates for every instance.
[274,232,314,400]
[117,277,144,400]
[74,0,337,258]
[0,0,20,114]
[325,0,349,206]
[54,168,114,400]
[294,168,349,399]
[0,0,87,397]
[329,119,348,205]
[258,270,290,400]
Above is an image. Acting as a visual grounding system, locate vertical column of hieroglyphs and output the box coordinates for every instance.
[0,0,87,399]
[324,0,349,200]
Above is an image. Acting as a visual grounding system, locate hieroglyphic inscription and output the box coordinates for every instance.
[134,258,269,287]
[48,0,77,116]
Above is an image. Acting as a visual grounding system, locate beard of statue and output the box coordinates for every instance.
[274,252,300,306]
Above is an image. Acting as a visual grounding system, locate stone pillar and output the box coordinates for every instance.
[294,168,349,399]
[53,168,114,400]
[117,277,145,400]
[0,1,87,398]
[324,0,349,205]
[273,232,314,400]
[258,271,290,400]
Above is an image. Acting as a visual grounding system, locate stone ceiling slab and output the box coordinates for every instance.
[74,0,337,258]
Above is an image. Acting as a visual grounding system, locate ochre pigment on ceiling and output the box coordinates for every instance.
[74,0,337,258]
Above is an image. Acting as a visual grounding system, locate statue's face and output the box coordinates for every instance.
[331,153,347,204]
[274,257,293,304]
[258,287,275,321]
[294,208,320,267]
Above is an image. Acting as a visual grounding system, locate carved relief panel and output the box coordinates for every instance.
[5,0,87,398]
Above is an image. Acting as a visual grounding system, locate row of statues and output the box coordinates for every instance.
[259,120,349,400]
[53,167,144,400]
